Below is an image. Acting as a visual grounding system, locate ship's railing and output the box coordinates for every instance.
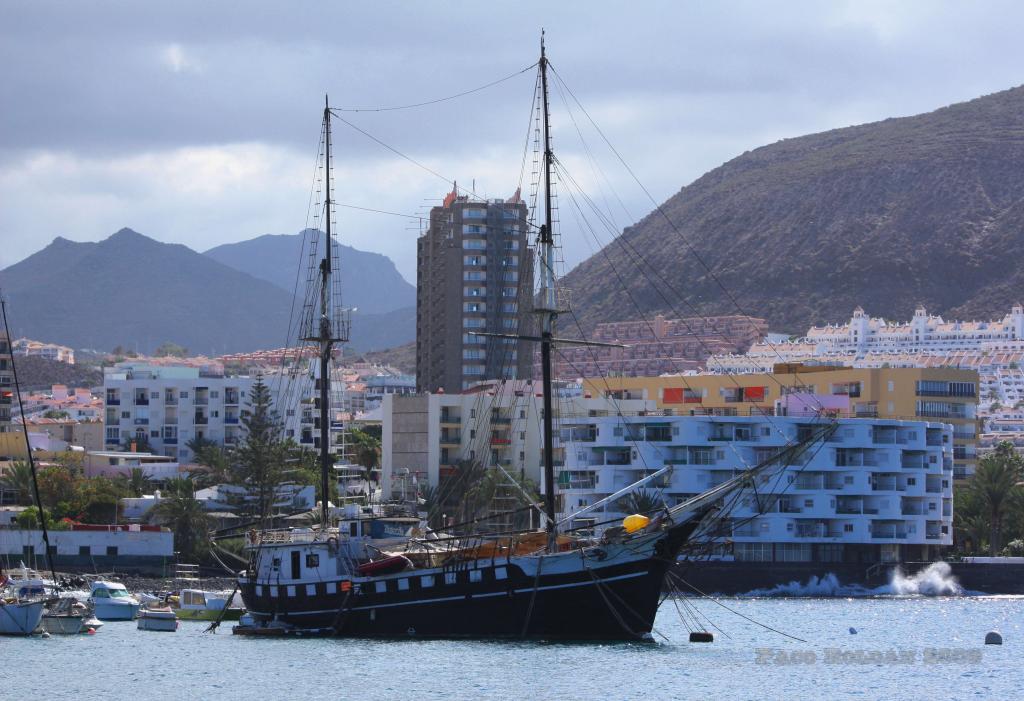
[252,528,340,545]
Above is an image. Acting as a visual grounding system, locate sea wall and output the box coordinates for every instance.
[0,528,174,575]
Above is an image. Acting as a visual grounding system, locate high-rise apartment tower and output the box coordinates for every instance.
[416,187,533,393]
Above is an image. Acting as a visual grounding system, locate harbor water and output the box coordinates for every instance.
[3,594,1021,700]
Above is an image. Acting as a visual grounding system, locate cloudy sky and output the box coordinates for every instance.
[2,0,1023,281]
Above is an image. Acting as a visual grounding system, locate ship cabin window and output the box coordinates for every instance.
[375,581,387,594]
[445,572,457,585]
[93,588,110,598]
[106,546,118,557]
[306,553,319,569]
[291,550,301,579]
[271,557,281,570]
[469,570,483,583]
[495,567,507,580]
[306,585,316,596]
[398,579,410,591]
[327,582,337,595]
[421,575,435,588]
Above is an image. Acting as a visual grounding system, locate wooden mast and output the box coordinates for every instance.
[537,33,559,551]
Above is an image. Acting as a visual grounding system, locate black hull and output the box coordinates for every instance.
[239,521,700,641]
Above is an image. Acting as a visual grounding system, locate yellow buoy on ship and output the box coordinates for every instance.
[622,514,651,533]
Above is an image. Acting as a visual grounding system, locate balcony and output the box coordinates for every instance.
[134,397,149,406]
[106,397,120,406]
[163,437,178,445]
[133,418,149,426]
[871,527,907,540]
[224,392,240,405]
[836,505,861,515]
[194,414,209,425]
[224,417,239,425]
[194,397,209,406]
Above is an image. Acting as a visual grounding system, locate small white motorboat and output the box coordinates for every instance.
[137,607,177,632]
[88,580,141,620]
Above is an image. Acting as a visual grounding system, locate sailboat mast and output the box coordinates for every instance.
[1,296,58,584]
[538,34,558,550]
[319,95,334,529]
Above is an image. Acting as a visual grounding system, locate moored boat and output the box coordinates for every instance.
[89,580,141,620]
[170,589,243,621]
[235,39,836,641]
[137,607,178,632]
[40,596,103,634]
[0,599,46,636]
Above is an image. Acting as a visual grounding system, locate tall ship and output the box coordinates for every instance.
[235,39,832,640]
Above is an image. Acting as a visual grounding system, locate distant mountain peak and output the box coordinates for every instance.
[107,227,150,242]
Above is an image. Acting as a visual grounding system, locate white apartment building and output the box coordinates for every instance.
[380,381,651,500]
[556,414,954,563]
[103,363,256,462]
[12,337,75,364]
[774,305,1024,358]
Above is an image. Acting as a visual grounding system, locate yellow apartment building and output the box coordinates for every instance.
[583,364,980,478]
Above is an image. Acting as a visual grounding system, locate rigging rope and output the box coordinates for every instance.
[333,63,537,112]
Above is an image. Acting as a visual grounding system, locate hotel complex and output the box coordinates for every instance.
[556,414,953,564]
[381,382,954,564]
[584,365,979,478]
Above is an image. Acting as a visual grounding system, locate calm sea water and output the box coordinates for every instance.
[4,596,1021,701]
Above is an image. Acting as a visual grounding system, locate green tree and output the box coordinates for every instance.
[1,460,35,506]
[232,376,288,525]
[124,467,152,498]
[75,476,127,523]
[154,342,189,358]
[150,478,210,563]
[187,436,231,488]
[43,409,70,420]
[968,442,1024,556]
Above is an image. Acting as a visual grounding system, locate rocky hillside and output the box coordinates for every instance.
[562,85,1024,333]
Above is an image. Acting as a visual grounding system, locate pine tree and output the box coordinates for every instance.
[232,376,288,525]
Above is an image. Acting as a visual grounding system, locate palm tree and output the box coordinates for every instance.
[418,485,443,529]
[125,467,151,498]
[150,479,210,563]
[0,460,35,506]
[619,489,661,516]
[969,442,1024,556]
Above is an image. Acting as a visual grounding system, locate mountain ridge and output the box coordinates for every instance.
[562,84,1024,334]
[204,231,415,315]
[0,229,414,353]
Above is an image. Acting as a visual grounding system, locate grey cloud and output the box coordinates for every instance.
[4,0,1024,278]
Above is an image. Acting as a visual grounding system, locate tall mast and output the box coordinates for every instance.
[538,33,559,551]
[1,295,58,584]
[319,96,335,529]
